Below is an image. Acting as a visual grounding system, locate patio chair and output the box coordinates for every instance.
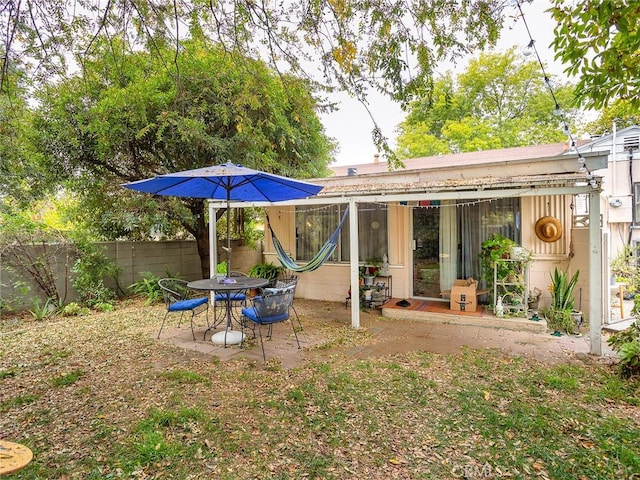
[158,278,209,340]
[241,286,300,361]
[274,275,302,330]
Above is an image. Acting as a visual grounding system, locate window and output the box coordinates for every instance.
[457,197,521,280]
[295,203,388,262]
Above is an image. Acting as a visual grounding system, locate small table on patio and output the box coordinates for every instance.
[188,277,270,346]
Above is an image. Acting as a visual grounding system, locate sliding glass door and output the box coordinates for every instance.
[412,206,442,298]
[412,199,520,299]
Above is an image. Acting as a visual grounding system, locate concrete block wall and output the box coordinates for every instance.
[1,240,264,311]
[105,241,203,289]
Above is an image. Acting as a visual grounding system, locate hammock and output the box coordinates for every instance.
[267,207,349,273]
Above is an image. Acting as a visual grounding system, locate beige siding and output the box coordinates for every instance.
[522,195,572,257]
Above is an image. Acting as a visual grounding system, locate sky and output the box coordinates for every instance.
[322,0,563,167]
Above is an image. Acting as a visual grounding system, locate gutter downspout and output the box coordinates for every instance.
[629,148,636,246]
[612,121,617,201]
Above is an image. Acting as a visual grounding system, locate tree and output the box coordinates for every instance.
[585,99,640,136]
[0,69,55,207]
[395,48,577,158]
[1,0,510,164]
[31,39,334,276]
[551,0,640,110]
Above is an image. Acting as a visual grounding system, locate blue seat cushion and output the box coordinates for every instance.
[241,307,289,325]
[168,296,209,312]
[214,292,246,302]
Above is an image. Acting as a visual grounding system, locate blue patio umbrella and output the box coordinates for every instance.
[122,162,323,275]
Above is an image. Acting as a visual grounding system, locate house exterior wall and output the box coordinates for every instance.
[266,196,581,306]
[264,203,413,302]
[579,126,640,256]
[569,227,593,318]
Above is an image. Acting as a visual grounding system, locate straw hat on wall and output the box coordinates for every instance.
[535,216,563,242]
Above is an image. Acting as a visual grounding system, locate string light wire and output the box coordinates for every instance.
[278,193,530,215]
[513,0,596,187]
[284,2,600,219]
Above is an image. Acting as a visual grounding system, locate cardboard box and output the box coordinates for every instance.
[450,278,478,312]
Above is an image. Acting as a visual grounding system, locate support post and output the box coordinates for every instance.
[349,199,360,328]
[589,190,602,355]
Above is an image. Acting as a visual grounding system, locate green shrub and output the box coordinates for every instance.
[610,245,640,296]
[71,237,121,307]
[248,262,284,284]
[608,322,640,377]
[216,261,227,275]
[94,302,115,312]
[61,302,91,316]
[129,271,164,305]
[543,268,580,334]
[28,298,58,321]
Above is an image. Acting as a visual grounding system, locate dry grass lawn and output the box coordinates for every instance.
[1,298,639,479]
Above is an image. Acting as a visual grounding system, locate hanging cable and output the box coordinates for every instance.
[513,0,597,188]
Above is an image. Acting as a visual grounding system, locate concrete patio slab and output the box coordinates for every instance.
[156,299,619,368]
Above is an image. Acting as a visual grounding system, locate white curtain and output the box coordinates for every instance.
[297,203,388,263]
[296,205,339,261]
[439,200,457,290]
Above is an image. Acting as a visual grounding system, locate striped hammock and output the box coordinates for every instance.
[267,207,349,273]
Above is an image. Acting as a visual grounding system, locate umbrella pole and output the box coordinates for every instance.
[226,198,231,277]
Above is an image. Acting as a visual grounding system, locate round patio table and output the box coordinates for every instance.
[0,440,33,475]
[188,277,270,346]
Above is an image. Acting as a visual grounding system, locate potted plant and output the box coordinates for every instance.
[528,287,542,310]
[481,234,516,277]
[216,261,227,276]
[361,259,381,286]
[248,262,284,286]
[543,267,580,334]
[480,234,517,299]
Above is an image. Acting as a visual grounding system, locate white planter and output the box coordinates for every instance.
[571,311,583,329]
[510,246,527,260]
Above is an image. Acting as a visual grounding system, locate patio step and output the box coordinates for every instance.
[381,300,547,334]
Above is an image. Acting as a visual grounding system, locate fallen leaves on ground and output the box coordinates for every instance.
[1,299,638,479]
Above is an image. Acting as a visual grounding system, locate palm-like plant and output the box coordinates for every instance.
[545,267,580,333]
[550,267,580,311]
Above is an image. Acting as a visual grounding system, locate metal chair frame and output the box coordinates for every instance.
[241,287,300,361]
[274,275,302,330]
[158,278,209,340]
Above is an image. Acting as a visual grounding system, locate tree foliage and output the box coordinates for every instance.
[585,99,640,136]
[551,0,640,110]
[1,0,509,161]
[29,38,334,275]
[0,71,55,206]
[395,48,576,158]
